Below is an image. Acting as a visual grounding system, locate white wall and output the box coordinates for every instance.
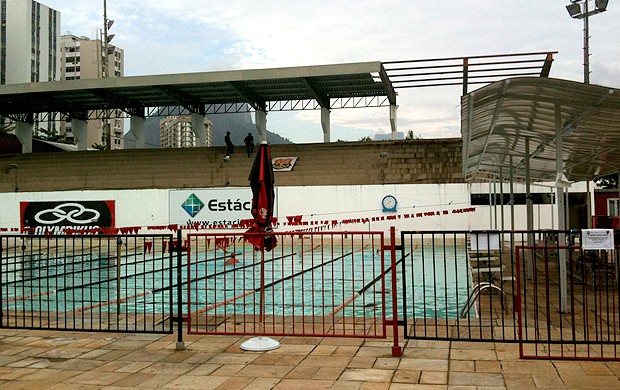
[0,182,591,234]
[0,189,169,232]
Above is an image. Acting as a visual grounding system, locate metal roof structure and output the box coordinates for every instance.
[0,62,396,122]
[0,52,557,123]
[462,77,620,183]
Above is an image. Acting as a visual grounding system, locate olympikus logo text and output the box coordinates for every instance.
[34,203,100,225]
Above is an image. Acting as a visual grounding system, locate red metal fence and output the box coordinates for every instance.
[185,231,387,339]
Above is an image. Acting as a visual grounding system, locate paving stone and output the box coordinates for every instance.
[66,370,131,386]
[339,368,394,382]
[392,369,421,383]
[449,360,475,372]
[274,378,333,389]
[160,374,228,389]
[235,363,293,378]
[399,358,449,371]
[420,370,448,385]
[449,372,504,387]
[559,374,620,389]
[503,372,535,389]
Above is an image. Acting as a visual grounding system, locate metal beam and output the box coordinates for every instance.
[227,81,266,112]
[300,77,330,108]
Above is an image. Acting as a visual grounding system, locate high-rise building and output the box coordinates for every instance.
[160,116,213,148]
[1,0,60,85]
[60,34,125,149]
[1,0,60,134]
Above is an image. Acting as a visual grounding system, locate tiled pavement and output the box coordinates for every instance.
[1,329,620,389]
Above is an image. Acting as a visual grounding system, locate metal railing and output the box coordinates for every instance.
[400,230,519,342]
[185,231,387,338]
[2,228,619,360]
[399,229,620,360]
[0,234,175,333]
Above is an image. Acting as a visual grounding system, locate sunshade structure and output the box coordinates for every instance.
[461,77,620,313]
[0,62,395,121]
[462,77,620,183]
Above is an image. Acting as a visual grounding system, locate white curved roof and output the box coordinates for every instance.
[462,77,620,182]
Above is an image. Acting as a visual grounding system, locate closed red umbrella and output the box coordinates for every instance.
[241,141,280,351]
[244,141,277,251]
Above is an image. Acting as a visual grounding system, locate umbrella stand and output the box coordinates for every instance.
[240,248,280,351]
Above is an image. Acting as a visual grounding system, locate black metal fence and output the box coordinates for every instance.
[399,229,620,360]
[0,234,175,333]
[3,229,619,360]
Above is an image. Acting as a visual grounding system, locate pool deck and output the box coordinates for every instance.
[1,328,620,389]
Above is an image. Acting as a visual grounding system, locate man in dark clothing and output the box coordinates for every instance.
[244,132,254,157]
[225,131,234,157]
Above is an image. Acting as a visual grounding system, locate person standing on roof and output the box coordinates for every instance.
[225,131,234,158]
[244,132,254,157]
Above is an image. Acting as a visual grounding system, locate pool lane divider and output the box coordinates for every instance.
[328,248,415,317]
[190,244,367,317]
[189,244,322,316]
[70,251,238,313]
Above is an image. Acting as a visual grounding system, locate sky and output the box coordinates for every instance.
[43,1,620,143]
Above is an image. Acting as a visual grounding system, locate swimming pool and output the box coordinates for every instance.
[1,236,472,324]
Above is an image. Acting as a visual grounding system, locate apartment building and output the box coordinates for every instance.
[60,34,125,149]
[1,0,60,134]
[160,116,213,148]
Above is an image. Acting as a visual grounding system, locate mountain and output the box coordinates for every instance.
[124,108,293,148]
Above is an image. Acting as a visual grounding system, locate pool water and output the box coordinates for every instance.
[2,244,471,320]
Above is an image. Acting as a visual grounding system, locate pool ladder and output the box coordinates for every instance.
[459,282,506,318]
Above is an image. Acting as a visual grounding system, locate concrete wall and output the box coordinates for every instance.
[0,139,464,193]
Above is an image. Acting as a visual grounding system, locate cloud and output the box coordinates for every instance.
[42,0,620,141]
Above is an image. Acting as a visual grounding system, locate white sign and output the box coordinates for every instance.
[470,232,500,251]
[169,188,277,228]
[582,229,615,250]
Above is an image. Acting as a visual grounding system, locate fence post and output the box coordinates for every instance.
[0,237,3,327]
[390,226,402,357]
[175,230,185,350]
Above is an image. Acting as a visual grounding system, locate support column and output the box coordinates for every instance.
[321,107,330,143]
[390,104,397,140]
[191,113,206,147]
[525,138,534,278]
[509,156,515,230]
[130,116,145,149]
[555,104,568,312]
[71,119,88,151]
[255,110,267,143]
[500,167,505,230]
[15,121,33,154]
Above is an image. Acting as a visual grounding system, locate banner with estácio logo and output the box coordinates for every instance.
[169,188,277,228]
[20,201,115,234]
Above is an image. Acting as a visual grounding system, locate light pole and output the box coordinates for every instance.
[566,0,609,84]
[102,0,115,149]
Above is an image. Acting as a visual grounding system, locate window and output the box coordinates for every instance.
[607,198,619,217]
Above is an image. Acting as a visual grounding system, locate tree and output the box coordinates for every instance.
[35,128,67,143]
[358,136,372,142]
[0,121,15,134]
[595,173,618,189]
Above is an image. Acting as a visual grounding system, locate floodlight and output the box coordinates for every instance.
[107,19,114,29]
[566,2,581,17]
[595,0,608,11]
[106,34,115,43]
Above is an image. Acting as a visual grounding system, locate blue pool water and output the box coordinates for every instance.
[2,244,472,320]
